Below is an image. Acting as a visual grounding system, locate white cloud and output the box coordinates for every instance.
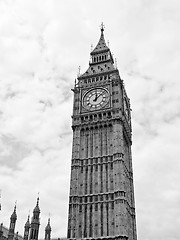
[0,0,180,239]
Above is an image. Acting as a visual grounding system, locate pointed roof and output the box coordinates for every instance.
[91,23,109,55]
[78,23,118,79]
[45,218,51,232]
[11,204,17,220]
[25,215,30,227]
[33,197,40,213]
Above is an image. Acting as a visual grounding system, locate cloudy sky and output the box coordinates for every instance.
[0,0,180,239]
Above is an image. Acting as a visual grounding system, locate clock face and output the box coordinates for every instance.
[82,88,110,111]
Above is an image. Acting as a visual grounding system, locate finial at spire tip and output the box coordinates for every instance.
[14,201,17,211]
[37,192,40,202]
[100,22,105,32]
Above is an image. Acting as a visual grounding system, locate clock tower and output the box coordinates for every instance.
[67,25,137,240]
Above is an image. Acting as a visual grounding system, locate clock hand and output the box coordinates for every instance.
[93,92,98,101]
[93,92,103,102]
[96,92,103,100]
[95,89,98,100]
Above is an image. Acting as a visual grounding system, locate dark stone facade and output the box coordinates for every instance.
[67,25,137,240]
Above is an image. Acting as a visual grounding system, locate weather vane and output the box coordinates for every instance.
[100,22,105,31]
[15,200,17,210]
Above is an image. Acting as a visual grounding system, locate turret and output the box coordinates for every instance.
[23,215,30,240]
[8,204,17,240]
[44,218,51,240]
[29,197,40,240]
[0,223,3,240]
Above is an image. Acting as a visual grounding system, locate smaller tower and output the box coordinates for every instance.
[44,218,51,240]
[8,204,17,240]
[23,215,30,240]
[15,232,19,240]
[29,197,40,240]
[0,223,3,240]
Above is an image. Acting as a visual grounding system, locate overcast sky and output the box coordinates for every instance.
[0,0,180,240]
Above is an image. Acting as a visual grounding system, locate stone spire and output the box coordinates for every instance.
[29,197,40,240]
[91,23,109,54]
[8,204,17,240]
[79,23,115,79]
[33,197,40,215]
[23,215,30,240]
[44,218,51,240]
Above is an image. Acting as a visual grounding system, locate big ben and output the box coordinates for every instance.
[67,24,137,240]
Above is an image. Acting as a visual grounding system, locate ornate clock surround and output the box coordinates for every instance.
[81,84,111,113]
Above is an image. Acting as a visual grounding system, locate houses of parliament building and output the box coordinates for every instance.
[0,197,51,240]
[0,24,137,240]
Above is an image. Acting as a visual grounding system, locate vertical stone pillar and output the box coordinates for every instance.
[99,126,103,156]
[105,126,107,155]
[81,204,85,238]
[71,204,75,238]
[94,164,97,194]
[113,121,123,154]
[92,204,95,237]
[75,204,79,238]
[102,126,105,156]
[86,204,90,237]
[107,126,110,155]
[97,203,101,237]
[94,203,98,237]
[87,165,90,195]
[79,205,83,238]
[85,131,88,159]
[103,202,107,236]
[90,128,93,158]
[106,160,109,192]
[84,205,87,238]
[106,203,109,236]
[114,201,128,237]
[67,204,72,238]
[82,165,86,196]
[103,161,106,193]
[94,127,98,157]
[98,163,101,194]
[72,128,81,159]
[90,165,93,194]
[109,201,114,236]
